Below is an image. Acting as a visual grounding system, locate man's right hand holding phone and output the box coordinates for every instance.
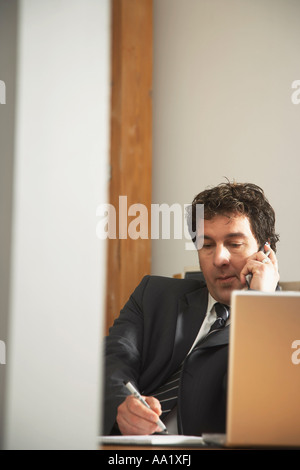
[240,242,280,292]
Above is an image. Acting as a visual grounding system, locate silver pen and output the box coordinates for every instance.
[124,381,168,434]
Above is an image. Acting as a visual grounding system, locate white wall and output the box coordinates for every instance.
[152,0,300,281]
[0,0,18,445]
[2,0,110,449]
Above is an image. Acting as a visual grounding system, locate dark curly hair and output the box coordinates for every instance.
[186,181,279,252]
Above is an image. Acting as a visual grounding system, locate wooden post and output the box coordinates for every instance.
[106,0,152,334]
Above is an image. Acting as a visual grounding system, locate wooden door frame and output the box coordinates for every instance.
[105,0,153,334]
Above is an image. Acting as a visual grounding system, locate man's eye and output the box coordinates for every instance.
[230,243,243,248]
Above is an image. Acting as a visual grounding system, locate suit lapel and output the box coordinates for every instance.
[169,286,208,369]
[195,325,230,350]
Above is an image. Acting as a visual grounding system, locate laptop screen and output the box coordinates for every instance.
[227,290,300,447]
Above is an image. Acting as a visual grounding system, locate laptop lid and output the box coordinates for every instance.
[226,290,300,447]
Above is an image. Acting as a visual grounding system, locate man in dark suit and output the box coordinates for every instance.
[103,182,280,436]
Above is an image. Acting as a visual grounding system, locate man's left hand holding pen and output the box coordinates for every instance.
[116,381,167,435]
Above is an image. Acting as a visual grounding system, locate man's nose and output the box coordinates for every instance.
[213,245,230,267]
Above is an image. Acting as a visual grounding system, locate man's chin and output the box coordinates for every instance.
[211,278,243,305]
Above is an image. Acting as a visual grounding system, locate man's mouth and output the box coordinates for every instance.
[216,275,236,284]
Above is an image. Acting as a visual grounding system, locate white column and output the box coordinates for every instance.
[3,0,110,450]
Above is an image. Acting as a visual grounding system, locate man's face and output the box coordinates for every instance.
[197,213,259,305]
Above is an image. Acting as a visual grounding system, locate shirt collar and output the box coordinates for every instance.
[207,293,217,316]
[206,293,230,323]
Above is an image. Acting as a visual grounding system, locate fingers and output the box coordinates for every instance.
[258,243,278,270]
[116,395,163,435]
[145,396,162,416]
[264,244,278,268]
[240,243,279,291]
[257,243,273,263]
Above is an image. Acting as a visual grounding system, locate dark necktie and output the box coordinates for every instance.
[151,303,230,421]
[206,302,230,335]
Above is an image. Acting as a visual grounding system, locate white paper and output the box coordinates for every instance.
[99,434,206,447]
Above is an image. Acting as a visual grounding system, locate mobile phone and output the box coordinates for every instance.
[245,242,269,288]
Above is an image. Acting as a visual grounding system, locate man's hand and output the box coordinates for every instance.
[240,243,279,291]
[116,395,163,435]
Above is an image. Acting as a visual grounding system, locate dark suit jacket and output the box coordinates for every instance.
[103,275,229,436]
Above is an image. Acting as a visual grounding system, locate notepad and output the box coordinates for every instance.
[99,434,206,447]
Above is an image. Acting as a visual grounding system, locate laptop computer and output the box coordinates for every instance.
[203,290,300,448]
